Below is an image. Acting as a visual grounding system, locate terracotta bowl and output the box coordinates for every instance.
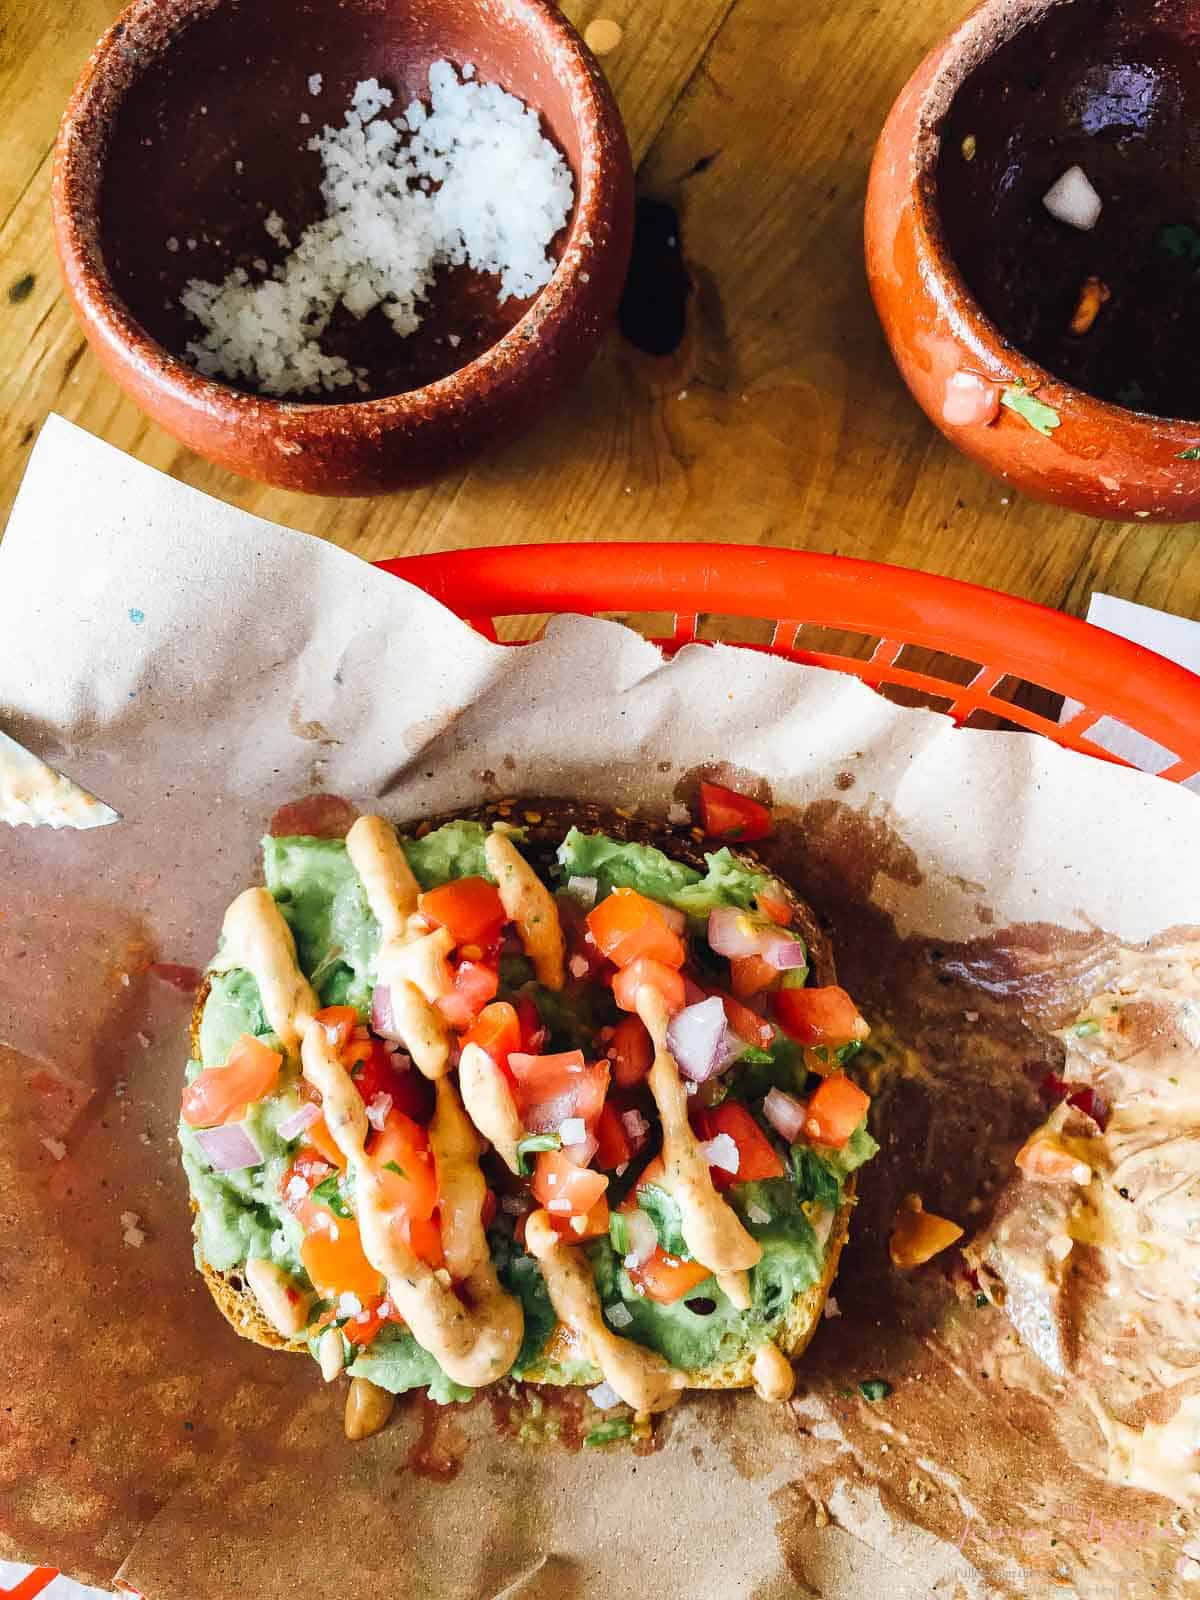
[52,0,633,495]
[866,0,1200,522]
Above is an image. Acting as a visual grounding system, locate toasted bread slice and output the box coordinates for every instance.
[189,800,852,1388]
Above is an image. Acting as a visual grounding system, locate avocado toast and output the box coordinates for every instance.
[180,794,878,1432]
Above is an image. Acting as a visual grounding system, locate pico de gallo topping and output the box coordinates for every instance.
[180,797,878,1420]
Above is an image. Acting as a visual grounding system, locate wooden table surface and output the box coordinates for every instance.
[2,0,1199,627]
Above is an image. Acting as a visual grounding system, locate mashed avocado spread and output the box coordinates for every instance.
[181,821,877,1400]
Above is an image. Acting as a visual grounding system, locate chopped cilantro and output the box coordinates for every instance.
[382,1160,408,1179]
[609,1212,630,1255]
[1178,447,1200,461]
[312,1175,354,1218]
[516,1131,561,1176]
[1001,381,1060,437]
[585,1418,634,1447]
[637,1184,690,1258]
[1158,223,1200,263]
[1069,1018,1100,1037]
[975,1291,988,1308]
[858,1378,892,1402]
[790,1145,842,1212]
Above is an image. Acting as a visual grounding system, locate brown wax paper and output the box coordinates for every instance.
[3,416,1199,1599]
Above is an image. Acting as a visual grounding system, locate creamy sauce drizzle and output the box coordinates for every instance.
[484,828,566,989]
[638,987,760,1310]
[458,1041,524,1174]
[752,1342,795,1402]
[524,1208,685,1413]
[346,815,453,1078]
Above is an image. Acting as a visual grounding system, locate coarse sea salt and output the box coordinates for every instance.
[181,63,574,397]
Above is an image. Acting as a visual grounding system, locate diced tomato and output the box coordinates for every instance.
[463,1001,521,1068]
[1014,1134,1092,1185]
[516,994,548,1054]
[312,1005,360,1050]
[628,1248,713,1304]
[757,885,793,926]
[401,1211,446,1270]
[609,1015,654,1087]
[435,958,500,1029]
[803,1074,870,1149]
[698,781,771,843]
[549,1194,611,1242]
[367,1108,438,1221]
[557,894,610,982]
[418,876,507,948]
[613,958,686,1015]
[594,1102,633,1170]
[300,1216,385,1303]
[693,1102,785,1189]
[715,989,776,1050]
[730,954,778,1000]
[586,889,686,970]
[508,1050,610,1134]
[774,985,869,1048]
[532,1149,609,1216]
[350,1040,433,1124]
[279,1149,335,1222]
[307,1113,347,1170]
[342,1296,403,1348]
[181,1033,282,1127]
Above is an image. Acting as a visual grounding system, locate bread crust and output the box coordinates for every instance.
[189,800,852,1388]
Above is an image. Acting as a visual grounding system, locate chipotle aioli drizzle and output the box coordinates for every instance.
[638,988,761,1310]
[524,1209,685,1413]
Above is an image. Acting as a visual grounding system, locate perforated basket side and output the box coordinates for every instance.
[378,543,1200,784]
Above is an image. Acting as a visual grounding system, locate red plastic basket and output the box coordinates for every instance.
[377,543,1200,785]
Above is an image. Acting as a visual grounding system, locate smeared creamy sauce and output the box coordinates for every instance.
[484,828,566,989]
[524,1208,685,1413]
[973,942,1200,1505]
[638,987,761,1310]
[752,1341,796,1403]
[346,815,453,1078]
[458,1041,523,1174]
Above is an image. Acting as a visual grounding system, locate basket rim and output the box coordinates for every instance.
[377,542,1200,781]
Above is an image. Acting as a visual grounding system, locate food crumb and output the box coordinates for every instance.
[41,1136,67,1161]
[308,72,324,95]
[165,237,180,253]
[139,1132,152,1146]
[823,1295,841,1319]
[120,1211,146,1248]
[961,133,977,161]
[137,1032,152,1048]
[584,18,624,55]
[235,159,245,175]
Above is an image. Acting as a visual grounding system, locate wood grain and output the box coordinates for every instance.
[0,0,1198,628]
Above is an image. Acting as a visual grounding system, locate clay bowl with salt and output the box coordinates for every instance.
[53,0,633,495]
[866,0,1200,521]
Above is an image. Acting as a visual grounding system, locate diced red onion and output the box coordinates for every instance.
[621,1108,650,1146]
[195,1120,264,1172]
[567,875,598,908]
[667,996,743,1082]
[365,1092,393,1133]
[701,1132,740,1174]
[1042,165,1101,231]
[761,930,807,971]
[763,1086,806,1143]
[370,984,403,1042]
[623,1207,658,1268]
[278,1101,320,1141]
[707,906,767,959]
[587,1380,623,1410]
[559,1116,587,1146]
[563,1133,599,1167]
